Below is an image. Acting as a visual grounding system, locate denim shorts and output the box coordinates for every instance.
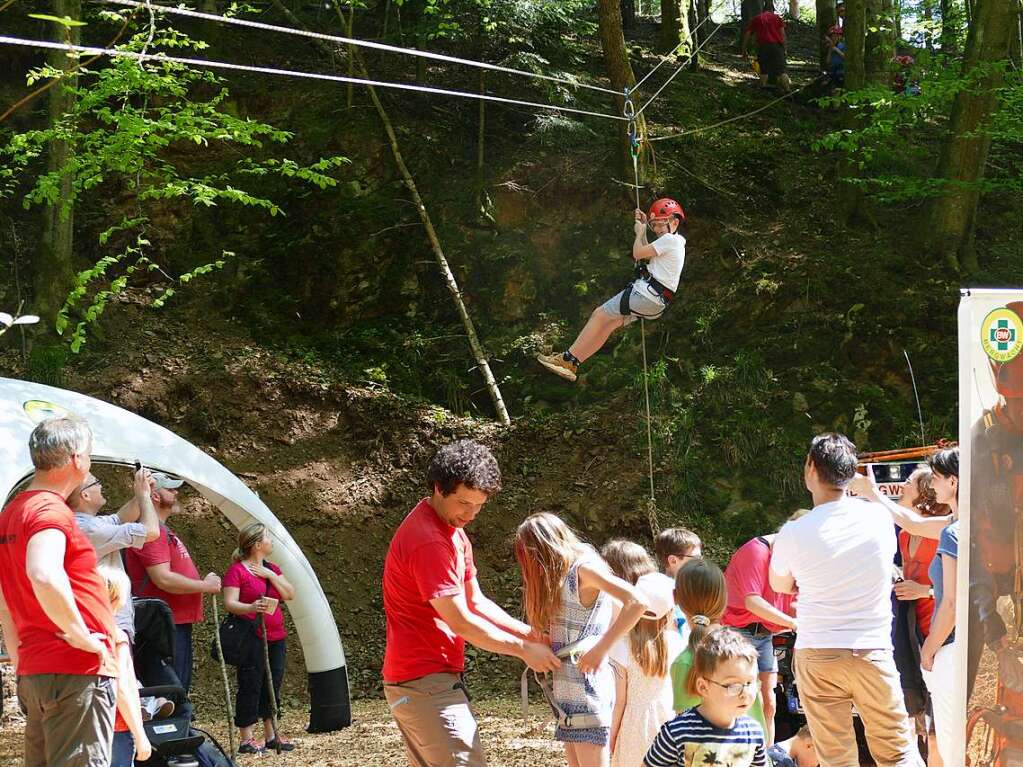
[735,627,778,673]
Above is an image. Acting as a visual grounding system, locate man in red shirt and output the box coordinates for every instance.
[124,472,221,694]
[0,417,120,767]
[382,440,560,767]
[741,0,792,92]
[723,526,800,747]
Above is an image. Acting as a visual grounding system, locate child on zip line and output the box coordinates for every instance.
[537,197,686,382]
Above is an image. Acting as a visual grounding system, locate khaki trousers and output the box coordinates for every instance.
[384,673,486,767]
[794,648,924,767]
[18,674,116,767]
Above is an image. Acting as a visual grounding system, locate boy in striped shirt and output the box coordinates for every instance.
[645,628,766,767]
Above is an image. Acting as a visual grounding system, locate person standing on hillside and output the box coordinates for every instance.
[536,200,687,382]
[382,440,560,767]
[124,473,221,694]
[0,417,120,767]
[741,0,792,92]
[770,434,923,766]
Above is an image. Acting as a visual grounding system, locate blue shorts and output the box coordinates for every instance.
[735,627,778,674]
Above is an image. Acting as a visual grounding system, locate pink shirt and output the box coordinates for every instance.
[222,561,286,642]
[723,536,794,634]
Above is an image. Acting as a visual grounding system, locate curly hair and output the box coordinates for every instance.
[427,439,502,497]
[807,433,858,488]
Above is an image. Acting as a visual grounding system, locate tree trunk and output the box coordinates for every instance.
[622,0,637,30]
[928,0,1013,272]
[739,0,763,46]
[659,0,692,53]
[789,0,799,18]
[687,0,700,68]
[357,59,512,425]
[1010,0,1022,63]
[598,0,648,177]
[37,0,80,334]
[940,0,963,53]
[816,0,837,69]
[843,0,867,89]
[922,0,935,49]
[864,0,894,84]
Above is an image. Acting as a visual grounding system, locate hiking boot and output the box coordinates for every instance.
[238,739,264,754]
[265,738,296,752]
[537,353,577,382]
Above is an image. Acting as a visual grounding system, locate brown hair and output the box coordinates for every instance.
[674,558,727,655]
[233,522,268,562]
[515,513,589,633]
[905,468,951,517]
[686,626,758,698]
[601,540,668,677]
[654,528,701,569]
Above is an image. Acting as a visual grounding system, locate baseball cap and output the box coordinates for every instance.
[636,572,676,620]
[152,472,185,490]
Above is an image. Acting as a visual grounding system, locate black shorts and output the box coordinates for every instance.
[757,42,787,79]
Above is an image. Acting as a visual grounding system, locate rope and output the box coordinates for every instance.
[102,0,621,96]
[0,36,628,122]
[647,78,815,141]
[632,7,719,93]
[210,595,237,760]
[623,90,658,538]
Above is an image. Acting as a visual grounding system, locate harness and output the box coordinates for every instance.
[620,264,674,319]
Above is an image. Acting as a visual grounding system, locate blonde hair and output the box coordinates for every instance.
[674,558,727,655]
[233,522,268,562]
[98,564,132,612]
[601,540,668,677]
[515,513,590,633]
[686,626,758,698]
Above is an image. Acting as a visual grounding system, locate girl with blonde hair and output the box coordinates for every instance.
[670,558,769,734]
[516,515,650,767]
[601,540,683,767]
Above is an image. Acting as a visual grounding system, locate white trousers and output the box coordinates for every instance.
[921,642,962,767]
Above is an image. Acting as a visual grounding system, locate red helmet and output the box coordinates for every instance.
[649,197,685,222]
[991,302,1023,398]
[828,24,843,37]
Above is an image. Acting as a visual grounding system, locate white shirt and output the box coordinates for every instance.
[644,232,686,292]
[770,496,896,650]
[75,512,147,639]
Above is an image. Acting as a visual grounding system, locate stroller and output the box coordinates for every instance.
[133,598,235,767]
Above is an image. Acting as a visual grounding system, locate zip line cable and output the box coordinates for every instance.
[632,7,720,93]
[101,0,622,97]
[634,16,728,117]
[0,35,630,122]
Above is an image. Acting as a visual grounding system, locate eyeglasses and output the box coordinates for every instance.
[81,478,102,492]
[706,678,757,697]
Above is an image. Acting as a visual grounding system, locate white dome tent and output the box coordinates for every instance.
[0,377,351,732]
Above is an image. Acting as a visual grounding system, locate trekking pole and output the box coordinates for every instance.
[260,613,283,754]
[210,595,237,759]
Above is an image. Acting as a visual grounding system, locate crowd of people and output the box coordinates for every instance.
[0,416,296,767]
[382,436,968,767]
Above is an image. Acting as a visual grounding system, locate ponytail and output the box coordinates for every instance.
[234,522,267,562]
[673,558,727,655]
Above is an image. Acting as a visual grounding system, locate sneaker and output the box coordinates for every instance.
[140,696,174,721]
[265,738,295,752]
[536,353,577,382]
[238,739,264,754]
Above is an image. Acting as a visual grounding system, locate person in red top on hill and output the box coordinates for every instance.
[722,512,802,748]
[124,472,221,694]
[0,416,120,767]
[223,522,297,754]
[382,440,560,767]
[741,0,792,92]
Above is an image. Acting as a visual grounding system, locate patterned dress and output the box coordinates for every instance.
[550,558,615,744]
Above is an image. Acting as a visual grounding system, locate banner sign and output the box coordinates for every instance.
[960,290,1023,766]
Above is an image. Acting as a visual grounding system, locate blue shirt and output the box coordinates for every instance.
[928,521,959,646]
[645,708,766,767]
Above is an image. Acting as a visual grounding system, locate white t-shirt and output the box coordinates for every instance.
[644,232,686,292]
[770,496,896,650]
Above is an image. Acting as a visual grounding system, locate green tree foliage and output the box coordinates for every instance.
[1,13,348,351]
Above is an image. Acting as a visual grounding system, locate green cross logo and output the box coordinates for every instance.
[991,319,1016,351]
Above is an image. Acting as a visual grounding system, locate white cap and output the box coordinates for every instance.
[636,572,676,620]
[152,472,184,490]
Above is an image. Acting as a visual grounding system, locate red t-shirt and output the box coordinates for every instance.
[382,499,477,683]
[899,529,938,637]
[748,12,785,45]
[723,536,794,634]
[222,561,286,641]
[0,491,118,677]
[124,524,203,625]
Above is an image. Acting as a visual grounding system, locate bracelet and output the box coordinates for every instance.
[928,588,934,599]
